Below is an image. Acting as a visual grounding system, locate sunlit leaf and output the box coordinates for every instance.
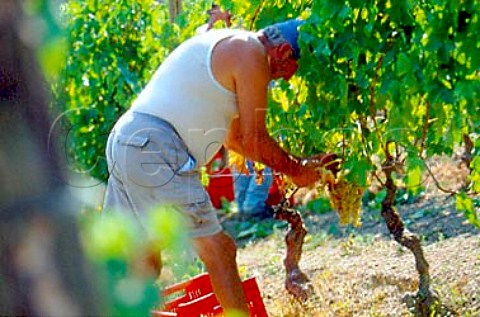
[456,192,480,228]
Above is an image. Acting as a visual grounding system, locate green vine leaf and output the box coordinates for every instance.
[456,192,480,228]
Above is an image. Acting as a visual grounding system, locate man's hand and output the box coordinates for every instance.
[307,153,340,175]
[291,153,340,188]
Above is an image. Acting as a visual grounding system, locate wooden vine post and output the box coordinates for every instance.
[168,0,182,22]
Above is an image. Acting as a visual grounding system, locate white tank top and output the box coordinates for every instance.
[132,29,261,167]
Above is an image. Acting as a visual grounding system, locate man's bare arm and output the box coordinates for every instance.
[226,40,318,186]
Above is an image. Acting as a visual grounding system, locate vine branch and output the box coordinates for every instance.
[369,37,395,158]
[418,100,430,158]
[423,161,458,195]
[248,0,265,31]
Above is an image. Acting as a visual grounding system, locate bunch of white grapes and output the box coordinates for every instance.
[323,171,364,227]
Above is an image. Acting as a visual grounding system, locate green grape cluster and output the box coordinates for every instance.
[328,176,364,227]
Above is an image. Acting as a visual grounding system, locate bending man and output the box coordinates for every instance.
[103,19,331,315]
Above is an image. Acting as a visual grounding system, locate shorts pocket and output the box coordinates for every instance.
[118,135,150,148]
[181,196,216,223]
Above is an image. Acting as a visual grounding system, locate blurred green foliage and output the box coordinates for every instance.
[80,205,193,314]
[23,0,66,80]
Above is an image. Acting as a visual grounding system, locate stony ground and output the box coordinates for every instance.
[224,157,480,316]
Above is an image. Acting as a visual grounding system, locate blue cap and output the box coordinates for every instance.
[266,19,304,59]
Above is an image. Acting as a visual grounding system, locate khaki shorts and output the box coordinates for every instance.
[103,111,222,238]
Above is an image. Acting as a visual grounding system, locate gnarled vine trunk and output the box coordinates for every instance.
[381,165,442,316]
[273,203,314,301]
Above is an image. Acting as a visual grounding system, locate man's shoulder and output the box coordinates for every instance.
[226,33,271,88]
[228,30,261,45]
[220,31,264,58]
[211,28,269,88]
[195,28,250,39]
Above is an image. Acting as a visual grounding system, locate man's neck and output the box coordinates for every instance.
[257,33,273,75]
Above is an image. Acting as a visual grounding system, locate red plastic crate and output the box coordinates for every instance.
[151,273,269,317]
[206,167,235,209]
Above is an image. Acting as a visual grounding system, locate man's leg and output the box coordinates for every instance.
[193,231,249,316]
[105,113,249,313]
